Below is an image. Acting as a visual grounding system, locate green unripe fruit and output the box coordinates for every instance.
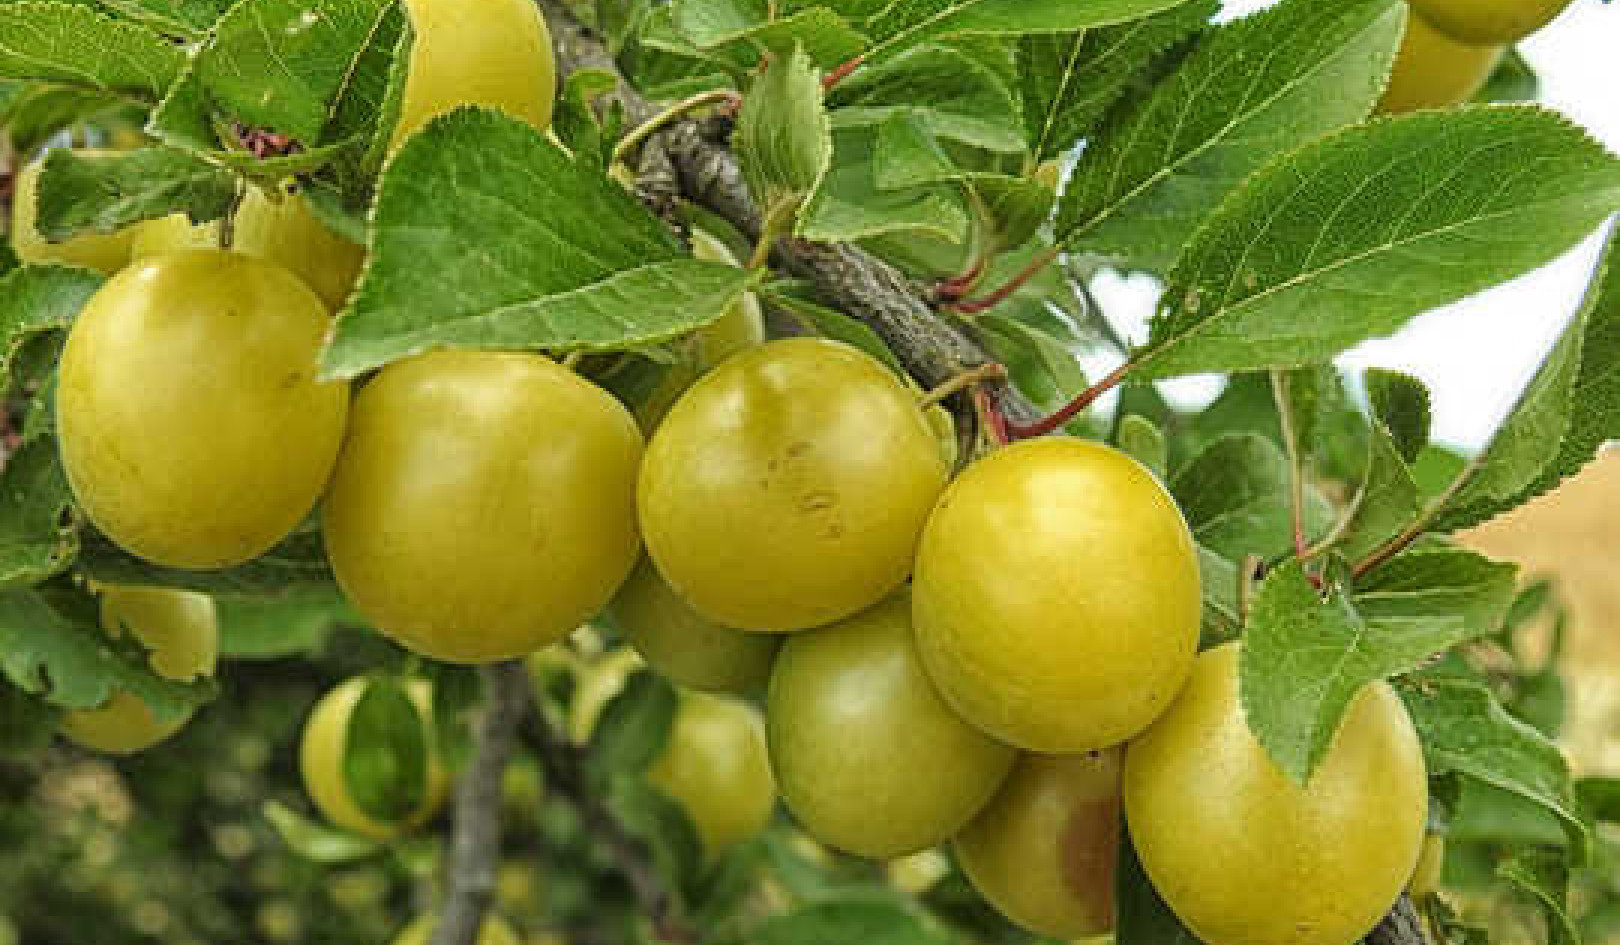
[953,750,1122,939]
[1124,644,1428,945]
[767,592,1014,858]
[913,438,1200,753]
[640,339,949,631]
[608,557,780,695]
[647,693,776,857]
[323,350,643,663]
[58,251,349,569]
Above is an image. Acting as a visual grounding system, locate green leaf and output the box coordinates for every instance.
[861,0,1197,63]
[1138,107,1620,380]
[1019,0,1216,162]
[606,773,703,902]
[97,0,236,36]
[1116,827,1201,945]
[829,43,1023,153]
[1452,775,1568,846]
[263,800,381,862]
[971,176,1056,256]
[750,895,954,945]
[422,662,479,771]
[1475,48,1539,105]
[216,584,357,659]
[195,0,395,144]
[669,1,867,67]
[550,67,622,171]
[588,670,678,778]
[737,44,832,212]
[34,147,238,241]
[147,57,360,176]
[1059,0,1405,271]
[1117,414,1167,479]
[1168,433,1332,561]
[759,281,906,377]
[0,586,213,723]
[0,681,58,758]
[321,108,756,378]
[1437,223,1620,531]
[343,676,429,823]
[1241,560,1478,783]
[77,527,335,594]
[979,312,1088,416]
[1336,423,1421,563]
[0,2,185,101]
[799,125,969,243]
[670,0,768,45]
[325,0,409,190]
[1197,543,1240,638]
[1353,546,1518,638]
[0,439,79,590]
[871,110,958,190]
[1397,672,1586,852]
[1498,848,1580,945]
[1,265,103,385]
[1365,367,1432,463]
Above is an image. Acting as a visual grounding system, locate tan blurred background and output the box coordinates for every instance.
[1463,447,1620,777]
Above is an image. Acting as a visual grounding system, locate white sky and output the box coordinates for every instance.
[1086,0,1620,450]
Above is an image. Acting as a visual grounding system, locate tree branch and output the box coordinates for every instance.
[431,661,531,945]
[535,0,1033,424]
[520,704,694,943]
[1366,895,1429,945]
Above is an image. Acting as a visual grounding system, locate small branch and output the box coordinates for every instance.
[935,255,988,302]
[1366,895,1430,945]
[217,180,246,251]
[1270,370,1310,560]
[521,705,694,943]
[944,246,1061,315]
[918,363,1007,411]
[1004,361,1134,440]
[748,196,799,271]
[971,385,1010,449]
[821,54,866,91]
[611,89,741,167]
[430,662,530,945]
[1238,555,1264,625]
[1351,453,1483,581]
[534,0,1040,441]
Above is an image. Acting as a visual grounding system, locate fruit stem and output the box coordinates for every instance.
[1238,555,1265,625]
[748,195,800,271]
[971,385,1010,448]
[430,661,529,945]
[821,54,867,92]
[936,255,988,302]
[1004,361,1135,440]
[1269,370,1311,560]
[217,179,246,251]
[917,362,1007,410]
[944,246,1061,315]
[612,89,743,167]
[1351,452,1483,581]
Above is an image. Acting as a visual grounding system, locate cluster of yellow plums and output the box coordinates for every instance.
[1379,0,1573,113]
[21,0,1448,939]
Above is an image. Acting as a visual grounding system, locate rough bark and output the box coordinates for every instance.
[536,0,1025,411]
[430,662,531,945]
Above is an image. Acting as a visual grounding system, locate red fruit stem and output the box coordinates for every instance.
[1003,361,1134,440]
[821,55,866,91]
[944,246,1061,315]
